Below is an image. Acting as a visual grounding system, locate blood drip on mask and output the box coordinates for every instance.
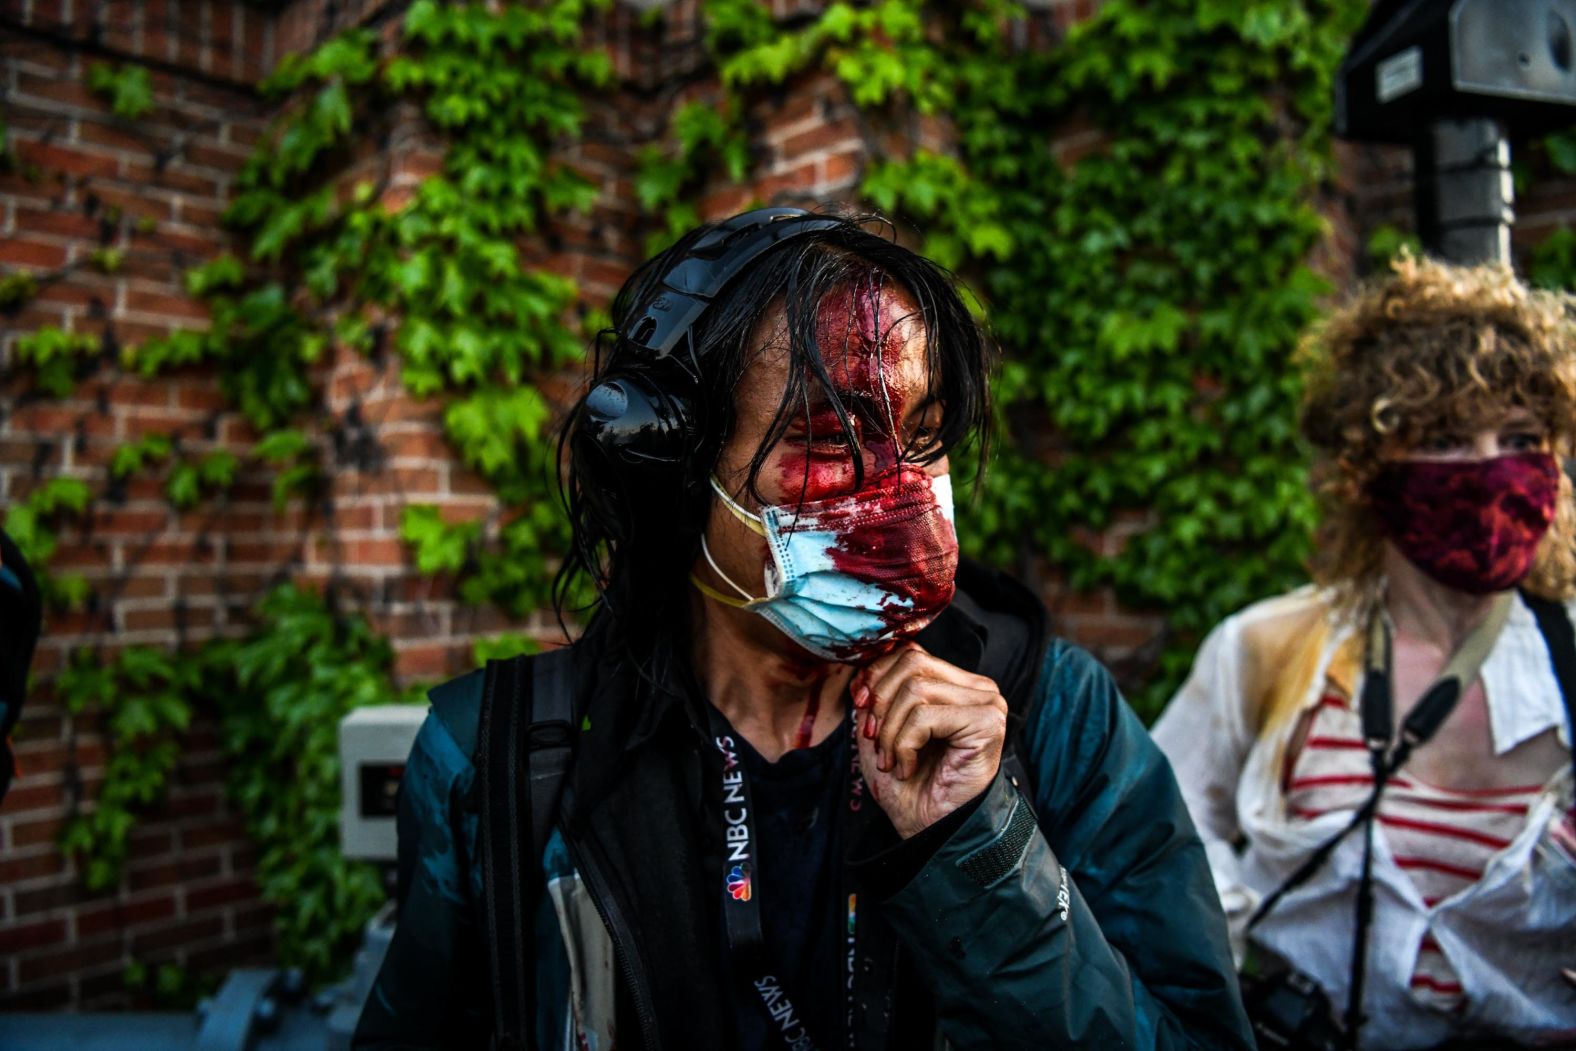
[788,465,959,660]
[764,274,957,662]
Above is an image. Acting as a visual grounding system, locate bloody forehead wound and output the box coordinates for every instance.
[793,272,922,493]
[814,271,909,413]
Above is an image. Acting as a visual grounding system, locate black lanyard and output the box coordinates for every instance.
[706,703,896,1051]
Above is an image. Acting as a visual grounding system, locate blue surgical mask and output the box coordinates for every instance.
[693,466,958,662]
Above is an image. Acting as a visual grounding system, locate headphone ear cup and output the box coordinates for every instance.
[570,373,698,544]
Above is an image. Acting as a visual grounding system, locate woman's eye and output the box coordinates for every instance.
[807,427,858,450]
[1421,433,1465,453]
[1504,431,1546,451]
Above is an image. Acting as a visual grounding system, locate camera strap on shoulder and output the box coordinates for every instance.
[478,647,577,1051]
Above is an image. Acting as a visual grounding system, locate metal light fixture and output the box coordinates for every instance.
[1338,0,1576,265]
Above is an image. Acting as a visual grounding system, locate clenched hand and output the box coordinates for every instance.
[851,642,1007,839]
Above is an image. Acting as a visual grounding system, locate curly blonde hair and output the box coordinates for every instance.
[1299,252,1576,605]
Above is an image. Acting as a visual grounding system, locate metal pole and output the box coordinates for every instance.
[1416,116,1515,266]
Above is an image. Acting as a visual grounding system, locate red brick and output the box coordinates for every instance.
[127,850,221,893]
[0,917,67,956]
[122,288,210,323]
[231,901,276,934]
[5,811,67,849]
[0,850,68,883]
[76,892,178,937]
[0,781,68,813]
[121,605,217,632]
[227,117,264,149]
[19,937,126,983]
[321,537,407,567]
[393,642,462,680]
[93,509,172,533]
[12,738,106,778]
[227,539,306,564]
[12,879,93,918]
[185,876,258,913]
[142,229,227,263]
[118,161,224,199]
[381,428,456,462]
[162,790,222,819]
[776,118,862,161]
[13,71,102,112]
[168,382,229,411]
[0,238,70,268]
[132,539,219,565]
[130,914,222,954]
[1062,617,1160,651]
[186,929,272,970]
[12,205,106,241]
[176,572,263,598]
[180,141,251,172]
[15,141,121,180]
[178,818,246,851]
[356,467,443,495]
[820,150,862,188]
[129,827,177,860]
[76,119,156,156]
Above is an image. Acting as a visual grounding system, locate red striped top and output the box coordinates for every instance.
[1284,694,1542,1011]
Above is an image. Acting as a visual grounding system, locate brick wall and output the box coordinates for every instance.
[3,0,1574,1011]
[2,1,284,1007]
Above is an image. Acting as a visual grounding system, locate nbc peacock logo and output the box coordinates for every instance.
[727,863,753,902]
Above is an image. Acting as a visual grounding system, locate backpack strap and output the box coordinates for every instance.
[1518,592,1576,785]
[478,655,530,1050]
[526,647,576,866]
[477,648,579,1051]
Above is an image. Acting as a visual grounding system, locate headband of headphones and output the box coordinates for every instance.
[618,207,846,362]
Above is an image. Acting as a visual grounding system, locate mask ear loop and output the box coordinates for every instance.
[693,534,760,606]
[710,475,768,537]
[691,476,768,607]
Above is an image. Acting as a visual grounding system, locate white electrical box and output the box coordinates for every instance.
[339,705,428,862]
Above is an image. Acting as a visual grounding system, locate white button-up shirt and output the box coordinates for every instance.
[1153,586,1576,1049]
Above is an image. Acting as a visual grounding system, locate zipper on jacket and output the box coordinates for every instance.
[566,831,662,1051]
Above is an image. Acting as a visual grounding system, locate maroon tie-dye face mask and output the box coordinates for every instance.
[1368,451,1560,594]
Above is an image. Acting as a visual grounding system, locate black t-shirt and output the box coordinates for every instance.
[726,717,852,1051]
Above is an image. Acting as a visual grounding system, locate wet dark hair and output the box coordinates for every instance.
[554,212,995,661]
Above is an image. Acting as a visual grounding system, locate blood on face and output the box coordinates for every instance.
[777,272,926,504]
[770,273,958,656]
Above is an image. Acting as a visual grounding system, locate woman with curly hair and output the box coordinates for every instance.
[1154,254,1576,1050]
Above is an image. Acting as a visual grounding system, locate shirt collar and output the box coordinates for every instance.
[1479,592,1570,754]
[1324,591,1570,754]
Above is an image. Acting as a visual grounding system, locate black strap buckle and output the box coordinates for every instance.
[526,719,572,749]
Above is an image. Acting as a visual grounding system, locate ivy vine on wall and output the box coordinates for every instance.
[6,0,614,984]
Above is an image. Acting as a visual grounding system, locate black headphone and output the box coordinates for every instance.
[570,208,844,536]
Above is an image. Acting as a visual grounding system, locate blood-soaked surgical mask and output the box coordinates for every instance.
[1369,451,1561,594]
[693,465,959,662]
